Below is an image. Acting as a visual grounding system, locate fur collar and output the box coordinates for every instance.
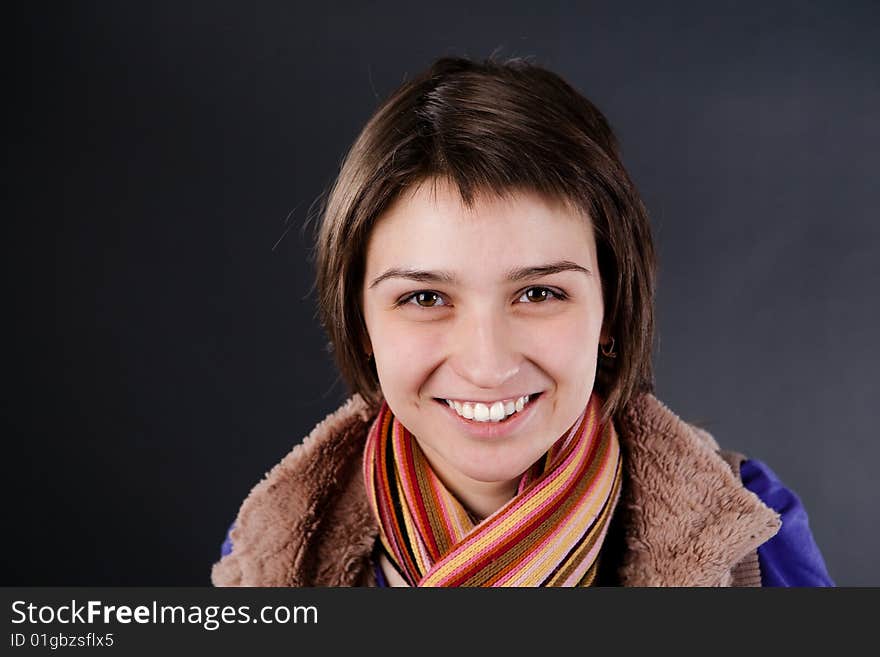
[211,393,780,587]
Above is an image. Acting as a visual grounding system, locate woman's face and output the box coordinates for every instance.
[362,178,606,502]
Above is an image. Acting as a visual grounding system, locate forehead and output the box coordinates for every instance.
[364,180,597,277]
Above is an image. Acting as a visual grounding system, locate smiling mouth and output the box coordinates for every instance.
[433,392,543,423]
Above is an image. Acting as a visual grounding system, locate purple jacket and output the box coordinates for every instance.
[222,457,834,587]
[740,459,834,586]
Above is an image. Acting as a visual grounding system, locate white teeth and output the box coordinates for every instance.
[444,394,534,423]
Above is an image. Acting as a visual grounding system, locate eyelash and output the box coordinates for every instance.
[396,286,569,308]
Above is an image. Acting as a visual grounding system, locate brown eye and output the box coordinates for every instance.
[524,287,550,303]
[517,287,568,304]
[413,291,442,307]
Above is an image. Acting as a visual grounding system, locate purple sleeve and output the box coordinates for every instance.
[740,459,835,587]
[374,558,388,587]
[220,523,234,558]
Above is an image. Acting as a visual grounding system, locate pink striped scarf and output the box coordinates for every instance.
[363,393,623,586]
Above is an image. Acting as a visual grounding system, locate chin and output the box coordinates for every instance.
[448,449,541,485]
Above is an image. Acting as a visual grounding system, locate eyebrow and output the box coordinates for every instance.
[367,260,592,289]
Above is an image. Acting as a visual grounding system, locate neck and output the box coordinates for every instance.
[417,445,518,520]
[455,479,519,521]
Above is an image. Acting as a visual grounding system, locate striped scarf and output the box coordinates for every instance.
[363,393,623,587]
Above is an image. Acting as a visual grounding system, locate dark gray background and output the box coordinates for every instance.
[4,1,877,586]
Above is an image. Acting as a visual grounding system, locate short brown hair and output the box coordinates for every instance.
[314,55,656,424]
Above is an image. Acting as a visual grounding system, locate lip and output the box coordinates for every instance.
[433,392,543,440]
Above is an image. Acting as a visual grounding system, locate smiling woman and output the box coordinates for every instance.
[361,183,607,521]
[211,55,834,587]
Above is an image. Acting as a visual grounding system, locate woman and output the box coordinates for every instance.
[211,56,833,587]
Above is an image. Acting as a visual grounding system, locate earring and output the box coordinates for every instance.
[600,337,617,358]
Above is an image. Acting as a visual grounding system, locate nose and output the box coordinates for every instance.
[448,307,521,390]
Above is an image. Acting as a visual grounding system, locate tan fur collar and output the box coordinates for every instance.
[614,394,780,585]
[211,393,780,587]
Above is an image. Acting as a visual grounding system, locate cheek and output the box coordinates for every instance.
[523,308,602,388]
[526,304,601,352]
[372,319,444,389]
